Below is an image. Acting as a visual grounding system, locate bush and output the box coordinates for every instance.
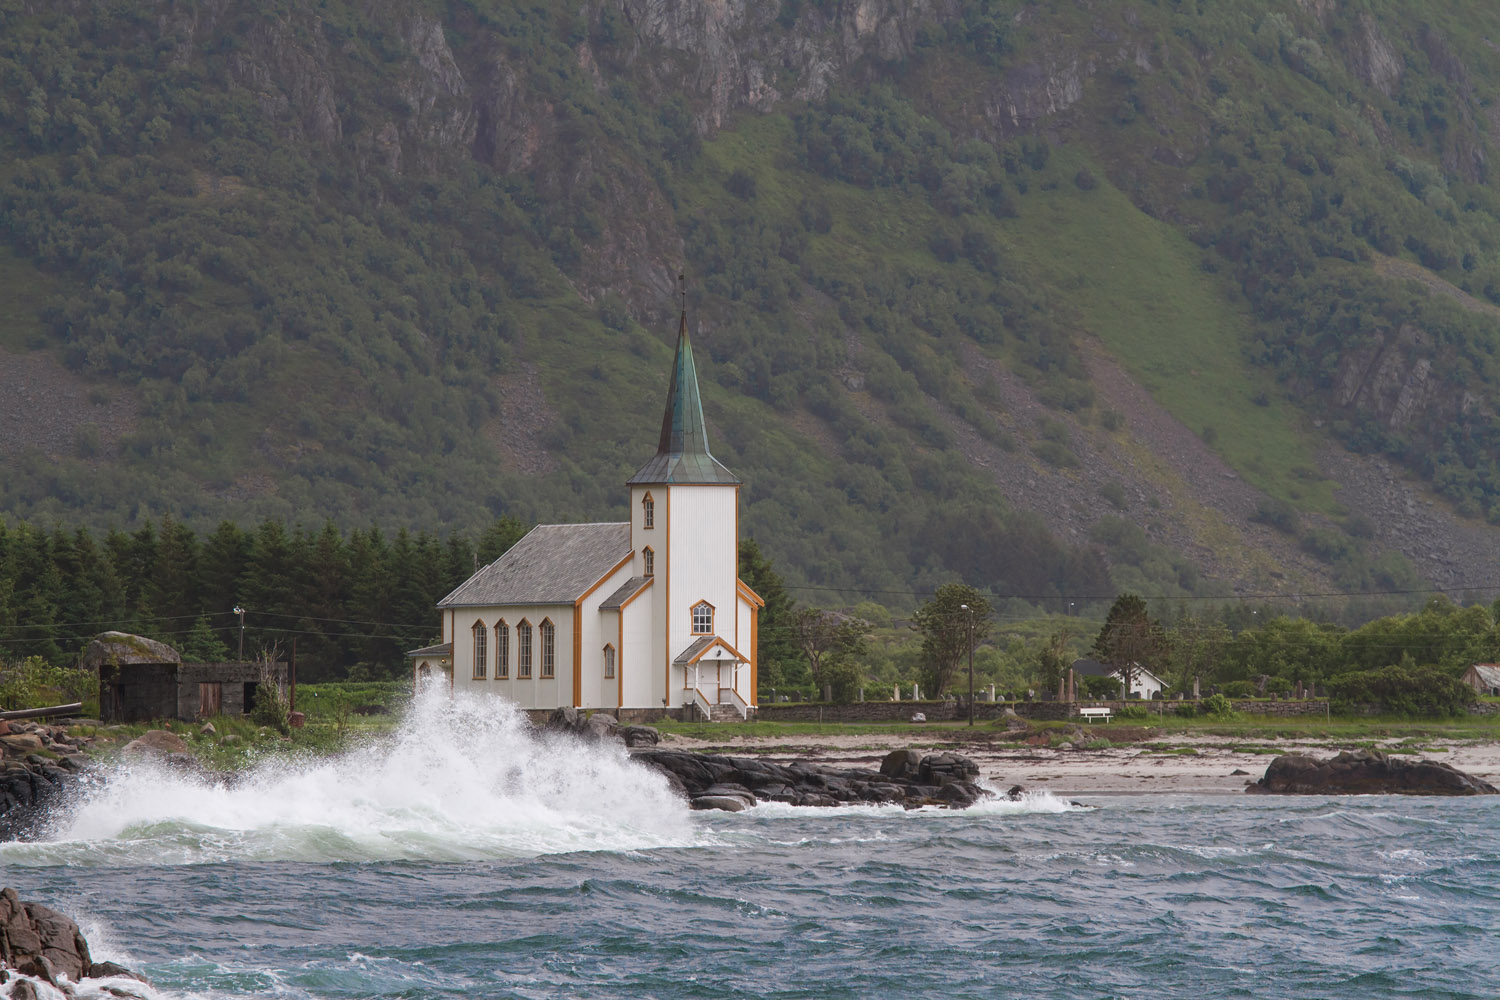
[1326,664,1475,717]
[1219,680,1257,699]
[1117,704,1150,719]
[0,658,98,714]
[1200,693,1235,718]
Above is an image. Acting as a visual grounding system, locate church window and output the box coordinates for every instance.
[603,644,616,680]
[642,493,655,529]
[692,601,714,635]
[495,621,509,679]
[540,620,556,678]
[472,621,487,679]
[643,546,654,577]
[518,620,533,678]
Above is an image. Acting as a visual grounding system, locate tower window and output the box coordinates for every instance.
[643,546,654,577]
[540,619,556,679]
[642,493,655,529]
[692,601,714,635]
[604,644,616,680]
[472,621,487,679]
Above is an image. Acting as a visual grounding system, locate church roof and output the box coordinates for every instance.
[628,311,740,486]
[437,523,631,608]
[599,576,652,611]
[406,641,452,658]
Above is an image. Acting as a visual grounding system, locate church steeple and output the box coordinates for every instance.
[627,283,740,486]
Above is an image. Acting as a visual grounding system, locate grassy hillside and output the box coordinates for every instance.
[3,0,1500,609]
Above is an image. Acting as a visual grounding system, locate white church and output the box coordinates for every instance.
[408,309,763,720]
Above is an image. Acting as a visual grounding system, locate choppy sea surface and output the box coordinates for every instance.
[2,694,1497,999]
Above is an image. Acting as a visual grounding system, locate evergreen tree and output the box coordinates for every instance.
[180,614,231,662]
[738,538,800,696]
[1092,593,1170,698]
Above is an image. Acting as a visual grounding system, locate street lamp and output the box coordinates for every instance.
[960,604,977,725]
[233,605,245,663]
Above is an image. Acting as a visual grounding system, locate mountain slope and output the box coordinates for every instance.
[4,1,1500,607]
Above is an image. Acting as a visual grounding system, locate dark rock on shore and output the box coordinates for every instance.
[634,748,990,810]
[543,708,659,747]
[0,887,148,987]
[1,722,92,840]
[1247,749,1498,796]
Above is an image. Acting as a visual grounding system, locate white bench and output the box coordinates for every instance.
[1077,706,1112,724]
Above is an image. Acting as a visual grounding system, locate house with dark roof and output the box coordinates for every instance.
[1462,663,1500,697]
[408,307,763,721]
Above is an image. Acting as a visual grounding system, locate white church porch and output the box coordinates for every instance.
[674,636,751,720]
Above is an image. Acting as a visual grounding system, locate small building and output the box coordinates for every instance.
[87,631,285,723]
[1461,663,1500,697]
[1071,657,1166,699]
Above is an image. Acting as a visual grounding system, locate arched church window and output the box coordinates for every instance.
[540,620,556,678]
[603,644,616,680]
[472,620,487,679]
[643,547,654,577]
[642,493,655,529]
[518,620,533,678]
[691,601,714,635]
[495,620,510,679]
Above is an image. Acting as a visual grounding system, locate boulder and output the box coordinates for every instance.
[89,960,149,983]
[0,889,146,987]
[0,887,91,981]
[121,730,189,756]
[1247,750,1498,796]
[620,725,660,747]
[879,749,923,781]
[80,631,181,670]
[691,783,758,812]
[199,722,216,736]
[546,706,581,733]
[583,712,619,741]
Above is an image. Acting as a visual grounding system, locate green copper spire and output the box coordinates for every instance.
[628,309,740,486]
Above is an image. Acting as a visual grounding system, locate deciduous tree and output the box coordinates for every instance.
[911,583,991,697]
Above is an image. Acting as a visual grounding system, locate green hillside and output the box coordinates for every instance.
[3,0,1500,606]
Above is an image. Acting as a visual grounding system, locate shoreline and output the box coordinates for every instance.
[654,730,1500,796]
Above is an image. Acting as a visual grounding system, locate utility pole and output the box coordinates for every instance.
[233,605,245,662]
[961,603,975,727]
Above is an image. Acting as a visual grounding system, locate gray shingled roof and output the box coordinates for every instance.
[1472,664,1500,687]
[599,576,651,611]
[406,642,452,658]
[438,523,631,607]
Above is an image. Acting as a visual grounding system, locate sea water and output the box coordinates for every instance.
[2,693,1497,999]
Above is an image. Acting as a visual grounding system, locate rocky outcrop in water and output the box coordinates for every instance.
[0,888,147,991]
[634,747,988,810]
[1247,749,1498,796]
[0,723,92,840]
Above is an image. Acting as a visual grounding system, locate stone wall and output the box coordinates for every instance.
[755,699,1337,722]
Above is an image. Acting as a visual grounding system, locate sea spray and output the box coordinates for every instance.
[8,690,696,867]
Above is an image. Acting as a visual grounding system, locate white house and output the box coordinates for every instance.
[408,309,763,721]
[1071,658,1167,700]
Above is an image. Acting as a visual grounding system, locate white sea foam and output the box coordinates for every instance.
[966,786,1088,816]
[3,690,696,866]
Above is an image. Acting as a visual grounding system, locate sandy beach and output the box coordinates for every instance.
[657,729,1500,796]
